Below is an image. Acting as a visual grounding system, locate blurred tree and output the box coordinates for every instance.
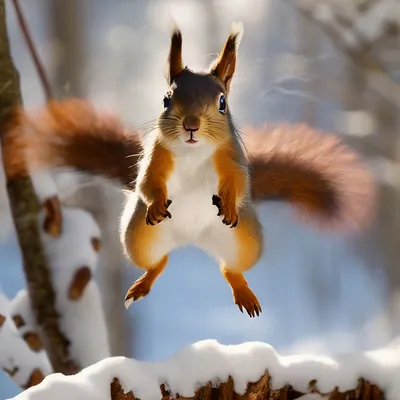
[50,0,132,357]
[0,0,77,375]
[291,0,400,337]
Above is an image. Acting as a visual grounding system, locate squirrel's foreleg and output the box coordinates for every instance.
[138,140,174,226]
[212,143,248,228]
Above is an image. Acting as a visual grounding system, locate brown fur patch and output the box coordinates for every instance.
[6,99,141,188]
[245,123,377,231]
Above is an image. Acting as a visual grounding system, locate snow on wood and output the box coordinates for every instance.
[23,169,111,368]
[34,203,110,367]
[10,339,395,400]
[0,292,52,389]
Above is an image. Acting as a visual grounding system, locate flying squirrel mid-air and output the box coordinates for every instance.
[4,22,377,317]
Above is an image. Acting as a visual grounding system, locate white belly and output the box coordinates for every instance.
[165,149,219,245]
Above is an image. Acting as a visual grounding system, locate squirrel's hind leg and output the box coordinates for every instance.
[199,206,264,317]
[124,255,168,308]
[120,193,175,309]
[221,268,261,318]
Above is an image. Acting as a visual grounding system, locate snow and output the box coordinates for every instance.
[17,168,111,367]
[10,338,400,400]
[29,170,58,203]
[8,290,38,341]
[0,293,52,388]
[36,206,111,367]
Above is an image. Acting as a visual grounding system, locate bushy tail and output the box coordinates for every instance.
[4,99,142,189]
[245,124,377,231]
[5,100,377,232]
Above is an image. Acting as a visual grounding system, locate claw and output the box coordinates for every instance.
[212,195,222,206]
[213,194,239,228]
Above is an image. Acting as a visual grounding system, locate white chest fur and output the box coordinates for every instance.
[165,144,219,244]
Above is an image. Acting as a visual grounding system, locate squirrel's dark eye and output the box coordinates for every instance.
[218,94,227,114]
[163,94,171,111]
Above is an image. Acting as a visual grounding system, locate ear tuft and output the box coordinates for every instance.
[166,22,184,85]
[210,21,244,91]
[229,21,244,51]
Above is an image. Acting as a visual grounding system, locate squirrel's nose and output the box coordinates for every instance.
[183,116,200,132]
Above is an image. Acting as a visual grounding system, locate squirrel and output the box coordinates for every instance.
[4,23,377,318]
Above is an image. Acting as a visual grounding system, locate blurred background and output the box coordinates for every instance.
[1,0,400,397]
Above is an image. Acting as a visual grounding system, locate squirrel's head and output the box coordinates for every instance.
[158,22,243,148]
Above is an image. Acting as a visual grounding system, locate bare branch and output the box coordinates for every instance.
[11,0,53,100]
[290,0,400,108]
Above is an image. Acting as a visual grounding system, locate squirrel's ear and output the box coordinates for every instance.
[166,24,184,85]
[210,22,243,91]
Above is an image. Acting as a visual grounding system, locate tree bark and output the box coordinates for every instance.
[111,373,385,400]
[0,0,78,374]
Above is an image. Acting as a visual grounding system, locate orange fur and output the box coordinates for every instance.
[233,207,263,271]
[138,140,174,225]
[222,207,263,316]
[213,142,248,227]
[124,255,168,303]
[5,98,141,188]
[245,124,377,231]
[222,269,262,317]
[123,200,165,268]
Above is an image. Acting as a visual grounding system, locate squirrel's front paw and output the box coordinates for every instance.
[146,199,172,225]
[212,194,239,228]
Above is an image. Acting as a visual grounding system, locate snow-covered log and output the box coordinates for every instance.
[11,339,396,400]
[0,293,52,389]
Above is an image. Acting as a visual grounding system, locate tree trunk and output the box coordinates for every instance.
[50,0,132,357]
[0,0,78,375]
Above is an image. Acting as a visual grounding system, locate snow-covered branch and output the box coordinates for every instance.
[0,293,52,389]
[28,170,111,368]
[11,339,397,400]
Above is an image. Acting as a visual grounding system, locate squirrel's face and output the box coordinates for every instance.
[158,69,231,147]
[157,22,243,149]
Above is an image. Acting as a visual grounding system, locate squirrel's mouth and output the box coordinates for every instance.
[185,131,198,144]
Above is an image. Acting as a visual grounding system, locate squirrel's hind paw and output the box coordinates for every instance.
[124,273,153,306]
[233,285,262,318]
